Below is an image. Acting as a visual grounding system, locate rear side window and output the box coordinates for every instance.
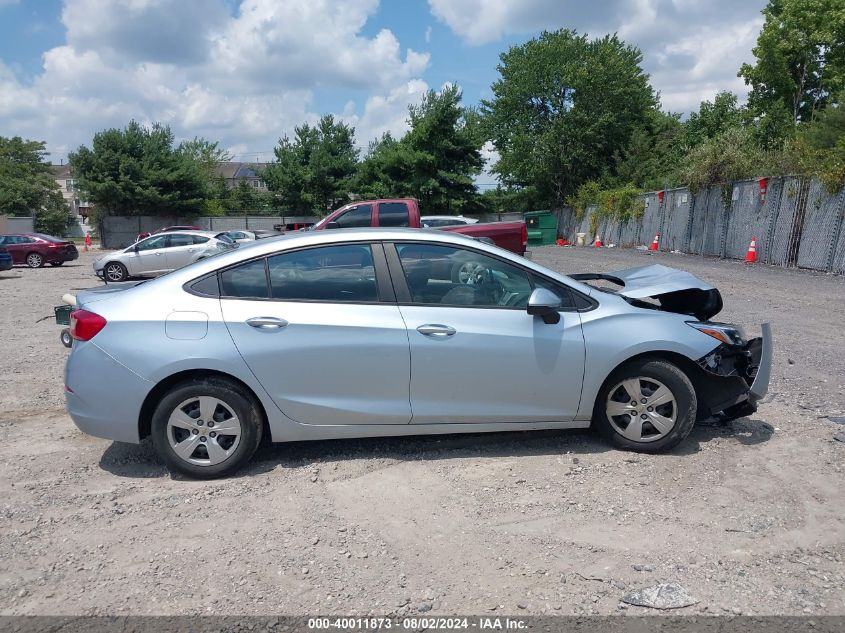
[267,244,377,302]
[378,202,409,227]
[220,259,269,298]
[168,234,194,247]
[192,235,210,244]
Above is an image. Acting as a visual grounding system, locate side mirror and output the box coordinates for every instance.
[325,221,341,230]
[527,288,562,324]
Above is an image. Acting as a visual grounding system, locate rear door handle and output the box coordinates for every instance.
[246,317,289,330]
[416,324,456,337]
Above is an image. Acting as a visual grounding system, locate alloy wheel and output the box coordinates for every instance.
[456,261,485,284]
[105,264,125,282]
[166,396,242,466]
[27,253,42,268]
[605,376,677,442]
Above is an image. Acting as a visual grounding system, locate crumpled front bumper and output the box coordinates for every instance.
[694,323,773,418]
[748,323,773,403]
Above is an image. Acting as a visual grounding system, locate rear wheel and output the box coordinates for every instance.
[104,261,127,282]
[593,358,696,453]
[150,377,263,479]
[26,252,44,268]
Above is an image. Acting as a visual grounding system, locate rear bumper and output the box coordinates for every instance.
[46,248,79,263]
[65,342,152,443]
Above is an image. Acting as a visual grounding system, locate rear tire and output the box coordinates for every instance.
[150,377,263,479]
[592,358,696,453]
[104,262,128,282]
[26,252,44,268]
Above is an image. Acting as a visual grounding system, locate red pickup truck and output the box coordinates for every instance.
[311,198,527,255]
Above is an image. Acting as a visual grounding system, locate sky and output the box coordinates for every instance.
[0,0,768,171]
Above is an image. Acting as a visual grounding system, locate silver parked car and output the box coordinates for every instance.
[65,229,771,478]
[93,231,234,282]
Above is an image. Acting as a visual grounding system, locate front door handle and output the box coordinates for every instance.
[416,324,456,337]
[246,316,289,330]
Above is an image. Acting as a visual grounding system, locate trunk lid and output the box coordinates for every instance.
[570,263,723,320]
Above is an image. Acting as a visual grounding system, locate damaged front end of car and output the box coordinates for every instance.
[689,322,772,420]
[571,264,773,420]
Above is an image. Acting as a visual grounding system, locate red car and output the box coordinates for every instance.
[0,233,79,268]
[136,225,201,242]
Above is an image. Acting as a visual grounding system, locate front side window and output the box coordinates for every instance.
[267,244,377,302]
[396,243,536,308]
[136,235,168,251]
[332,204,373,229]
[378,202,409,227]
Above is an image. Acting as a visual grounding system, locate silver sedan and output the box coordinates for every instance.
[93,231,234,282]
[66,228,771,478]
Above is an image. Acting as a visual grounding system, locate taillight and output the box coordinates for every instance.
[69,309,107,341]
[521,223,528,246]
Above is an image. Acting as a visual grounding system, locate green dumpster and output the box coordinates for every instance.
[524,211,558,246]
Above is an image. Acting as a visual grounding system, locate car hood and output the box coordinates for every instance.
[569,263,723,320]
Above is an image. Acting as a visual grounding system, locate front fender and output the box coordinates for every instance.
[576,306,720,420]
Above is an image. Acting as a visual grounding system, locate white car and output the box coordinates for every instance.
[94,231,235,282]
[420,215,479,228]
[218,229,281,243]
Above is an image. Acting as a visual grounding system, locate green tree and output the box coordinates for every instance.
[177,137,231,215]
[400,85,483,212]
[354,132,404,200]
[682,92,746,147]
[0,136,72,234]
[739,0,845,133]
[264,115,358,214]
[69,121,207,217]
[612,110,684,190]
[355,86,483,213]
[482,29,658,208]
[795,93,845,189]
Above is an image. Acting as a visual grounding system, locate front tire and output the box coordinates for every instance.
[103,261,128,282]
[592,358,696,453]
[26,252,44,268]
[150,377,263,479]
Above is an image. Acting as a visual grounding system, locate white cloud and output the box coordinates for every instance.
[0,0,430,161]
[428,0,766,113]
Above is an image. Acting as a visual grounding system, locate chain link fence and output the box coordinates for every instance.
[556,177,845,274]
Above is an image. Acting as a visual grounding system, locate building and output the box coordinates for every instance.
[215,162,270,191]
[51,164,92,221]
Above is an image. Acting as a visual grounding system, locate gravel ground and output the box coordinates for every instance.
[1,247,844,616]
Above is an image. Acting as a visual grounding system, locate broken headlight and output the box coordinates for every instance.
[687,321,746,346]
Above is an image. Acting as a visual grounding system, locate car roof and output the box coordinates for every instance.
[146,230,218,239]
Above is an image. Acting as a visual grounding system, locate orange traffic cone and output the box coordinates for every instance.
[594,233,602,247]
[649,233,660,251]
[745,236,758,263]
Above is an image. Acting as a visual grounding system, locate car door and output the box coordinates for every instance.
[387,241,586,424]
[2,236,23,263]
[125,234,169,276]
[164,233,198,270]
[219,242,412,425]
